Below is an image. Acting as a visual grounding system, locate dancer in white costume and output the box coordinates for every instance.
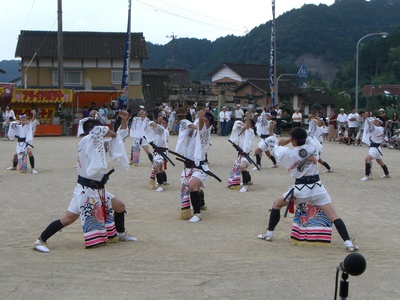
[258,127,359,252]
[146,117,171,192]
[360,117,390,181]
[129,107,153,165]
[307,114,332,173]
[33,111,137,253]
[227,111,255,192]
[175,110,214,223]
[252,111,277,170]
[6,110,38,173]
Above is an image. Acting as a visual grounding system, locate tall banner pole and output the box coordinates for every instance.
[120,0,132,109]
[269,0,276,107]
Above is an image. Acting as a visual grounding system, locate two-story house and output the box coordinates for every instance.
[14,30,148,114]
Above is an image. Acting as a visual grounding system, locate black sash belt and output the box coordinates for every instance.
[77,176,105,189]
[260,134,269,139]
[184,159,206,169]
[295,175,320,185]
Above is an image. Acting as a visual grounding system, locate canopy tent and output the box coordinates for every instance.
[73,90,122,111]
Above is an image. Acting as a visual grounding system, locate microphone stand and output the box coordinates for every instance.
[339,272,349,300]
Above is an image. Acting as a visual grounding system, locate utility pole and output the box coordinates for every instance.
[166,32,177,68]
[57,0,64,89]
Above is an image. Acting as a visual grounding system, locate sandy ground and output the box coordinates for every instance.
[1,132,400,300]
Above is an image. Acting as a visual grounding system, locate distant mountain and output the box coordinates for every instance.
[143,0,400,81]
[0,60,20,82]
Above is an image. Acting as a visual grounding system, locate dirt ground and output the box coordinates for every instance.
[1,133,399,300]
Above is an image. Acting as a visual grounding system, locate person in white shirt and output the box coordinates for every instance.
[234,104,244,121]
[336,108,348,137]
[346,107,359,145]
[219,106,229,136]
[291,107,302,128]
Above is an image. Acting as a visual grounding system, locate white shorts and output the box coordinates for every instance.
[67,185,115,215]
[181,168,208,188]
[283,182,331,206]
[152,153,164,165]
[368,147,383,160]
[257,139,271,152]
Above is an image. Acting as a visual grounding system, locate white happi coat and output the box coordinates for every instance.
[362,119,385,159]
[146,122,169,164]
[77,126,129,182]
[308,120,328,144]
[175,119,211,166]
[176,119,211,186]
[130,116,151,145]
[230,120,255,159]
[255,112,271,137]
[71,125,129,246]
[273,137,327,199]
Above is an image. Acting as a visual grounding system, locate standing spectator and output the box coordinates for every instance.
[274,105,282,137]
[219,106,229,136]
[355,111,367,146]
[389,111,399,137]
[0,106,4,138]
[98,103,108,124]
[336,108,348,137]
[378,108,389,138]
[153,103,160,121]
[212,106,219,134]
[164,102,173,117]
[346,107,359,145]
[81,105,90,118]
[185,105,193,122]
[291,107,302,128]
[327,109,338,142]
[88,102,98,112]
[234,104,244,121]
[3,105,16,141]
[270,106,277,133]
[167,106,176,134]
[110,101,120,131]
[226,106,233,133]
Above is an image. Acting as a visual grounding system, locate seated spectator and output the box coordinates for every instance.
[337,126,349,144]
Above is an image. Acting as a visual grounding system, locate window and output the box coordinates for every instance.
[52,70,82,86]
[111,70,142,85]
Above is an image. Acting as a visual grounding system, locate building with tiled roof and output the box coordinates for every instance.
[360,85,400,97]
[15,30,148,102]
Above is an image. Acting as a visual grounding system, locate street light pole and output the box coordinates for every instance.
[355,32,388,112]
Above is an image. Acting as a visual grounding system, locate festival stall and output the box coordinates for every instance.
[11,88,73,136]
[71,90,122,134]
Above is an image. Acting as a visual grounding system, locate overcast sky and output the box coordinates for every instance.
[0,0,335,60]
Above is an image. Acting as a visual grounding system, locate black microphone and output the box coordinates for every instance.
[337,253,367,276]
